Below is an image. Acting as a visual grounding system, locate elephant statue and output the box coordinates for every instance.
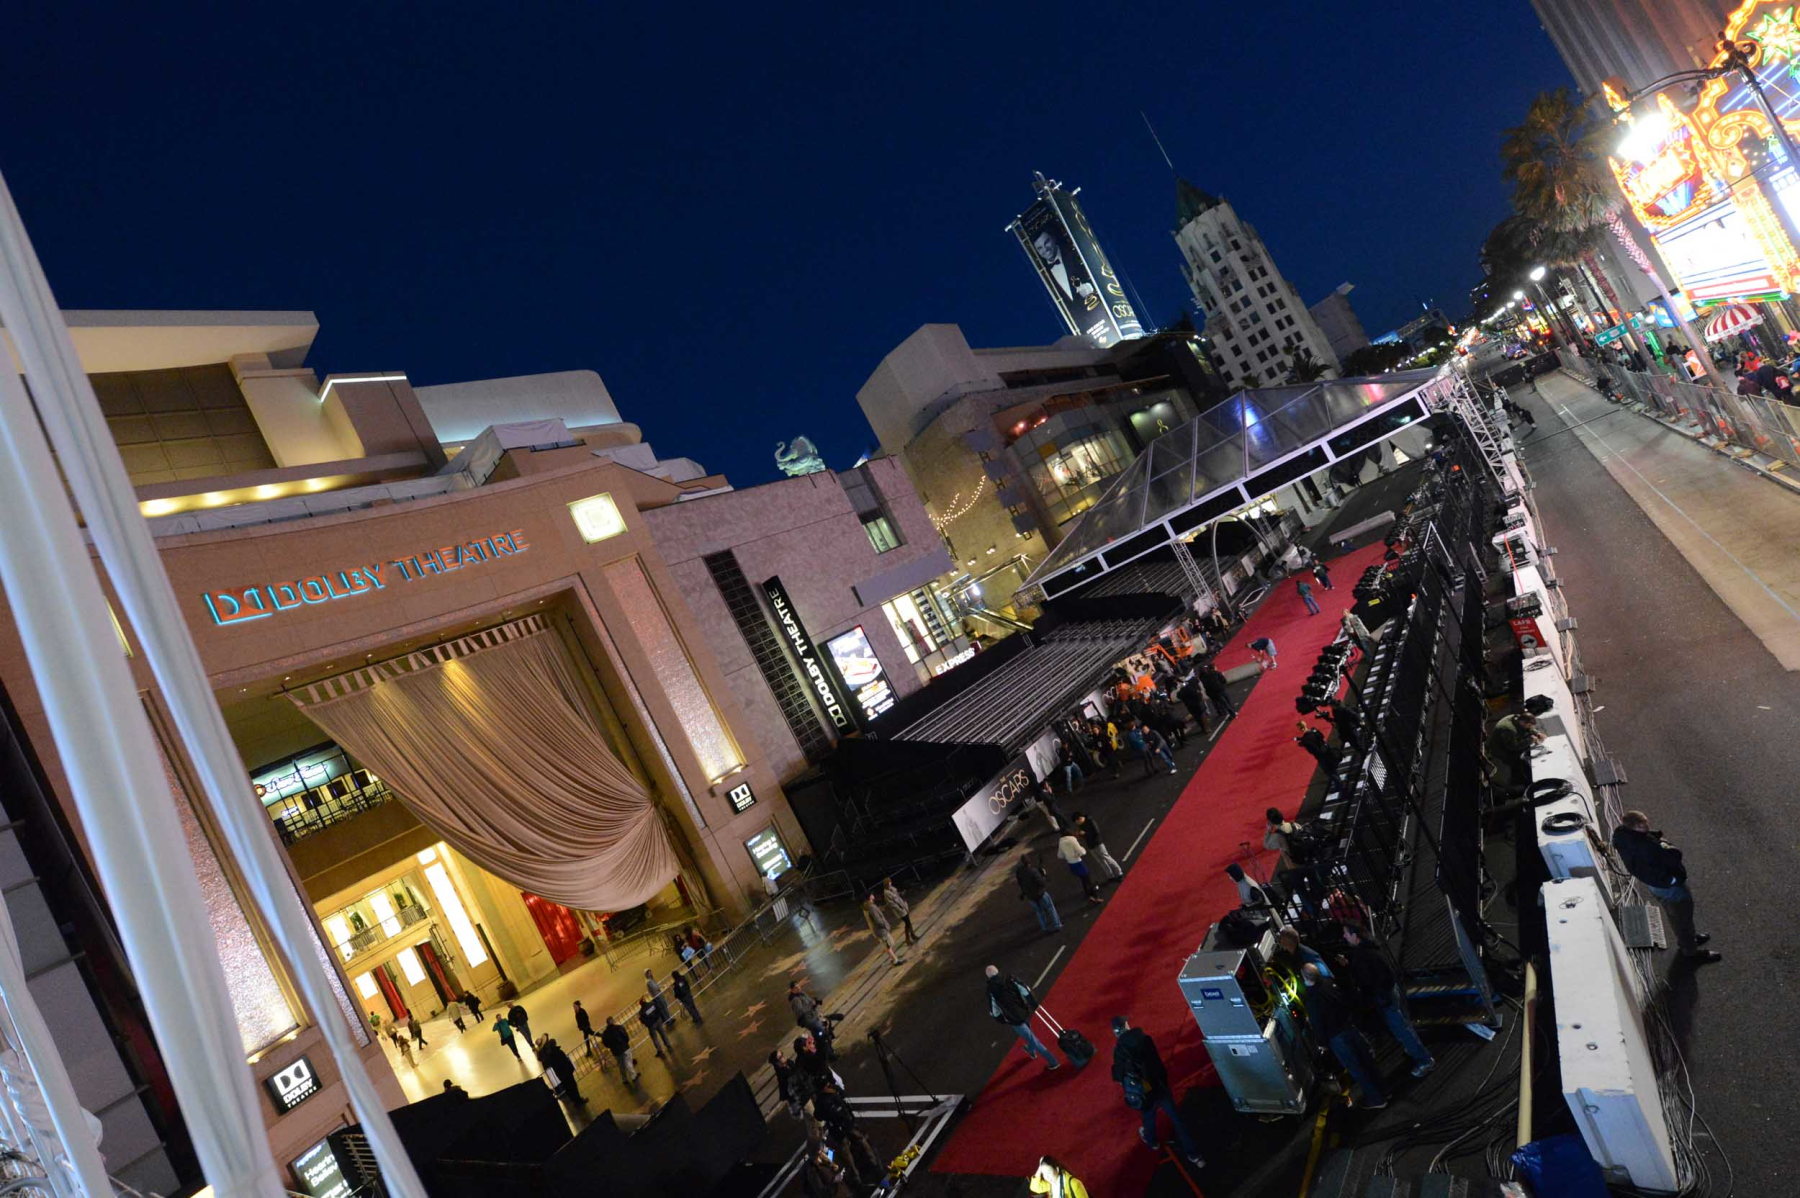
[774,435,828,477]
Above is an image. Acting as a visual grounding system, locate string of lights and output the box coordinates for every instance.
[929,475,989,530]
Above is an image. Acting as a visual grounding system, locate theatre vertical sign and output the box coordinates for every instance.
[762,577,856,733]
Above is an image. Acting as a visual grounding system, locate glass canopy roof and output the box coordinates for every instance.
[1025,370,1446,593]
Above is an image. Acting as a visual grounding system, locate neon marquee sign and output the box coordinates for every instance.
[202,528,532,625]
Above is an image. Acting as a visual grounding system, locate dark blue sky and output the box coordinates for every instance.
[1,4,1573,487]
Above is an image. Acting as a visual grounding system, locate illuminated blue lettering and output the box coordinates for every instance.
[270,584,303,610]
[299,577,330,604]
[363,563,387,588]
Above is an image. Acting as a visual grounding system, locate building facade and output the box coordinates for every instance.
[856,325,1224,623]
[1307,283,1371,364]
[1172,180,1342,387]
[1528,0,1733,99]
[0,310,938,1191]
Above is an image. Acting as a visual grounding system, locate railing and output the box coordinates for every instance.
[328,902,429,961]
[269,779,394,845]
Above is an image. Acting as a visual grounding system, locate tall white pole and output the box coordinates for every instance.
[0,170,429,1198]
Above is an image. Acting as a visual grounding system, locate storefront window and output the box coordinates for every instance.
[880,592,974,683]
[863,514,901,553]
[746,827,792,880]
[1014,415,1134,526]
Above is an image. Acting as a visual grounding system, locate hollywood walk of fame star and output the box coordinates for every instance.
[689,1045,715,1064]
[741,1001,766,1020]
[683,1070,707,1089]
[737,1018,764,1039]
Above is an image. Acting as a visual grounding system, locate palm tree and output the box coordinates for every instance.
[1502,88,1715,380]
[1479,214,1579,345]
[1286,345,1330,383]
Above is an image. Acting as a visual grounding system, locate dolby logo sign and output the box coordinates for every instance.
[264,1056,321,1114]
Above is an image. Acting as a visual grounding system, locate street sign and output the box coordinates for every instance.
[1595,316,1646,347]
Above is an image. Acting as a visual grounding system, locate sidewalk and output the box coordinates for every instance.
[1525,369,1800,669]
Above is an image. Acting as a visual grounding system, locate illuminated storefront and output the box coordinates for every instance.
[1608,4,1800,336]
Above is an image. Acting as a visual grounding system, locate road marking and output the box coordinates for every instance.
[1124,818,1157,860]
[1208,719,1227,741]
[1558,404,1800,628]
[1033,946,1066,990]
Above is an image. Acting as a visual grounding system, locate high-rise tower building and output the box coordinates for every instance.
[1008,172,1146,348]
[1172,179,1340,387]
[1527,0,1734,98]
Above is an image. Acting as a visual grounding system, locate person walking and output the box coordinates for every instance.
[1074,812,1124,882]
[463,990,484,1023]
[669,970,703,1025]
[984,965,1060,1070]
[445,997,467,1033]
[1295,719,1341,774]
[1056,830,1103,904]
[881,877,919,946]
[1175,672,1211,736]
[535,1036,582,1103]
[1612,811,1720,963]
[507,1003,533,1053]
[406,1014,427,1050]
[789,979,829,1038]
[601,1015,638,1081]
[639,992,675,1057]
[394,1033,415,1068]
[1015,853,1062,934]
[1337,926,1435,1077]
[1200,660,1237,718]
[493,1014,520,1060]
[573,999,603,1053]
[645,969,671,1023]
[1301,964,1385,1108]
[1249,636,1278,669]
[1297,578,1321,616]
[1110,1016,1205,1168]
[1313,561,1333,591]
[862,893,905,965]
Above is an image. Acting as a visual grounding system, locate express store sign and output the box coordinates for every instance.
[202,529,531,626]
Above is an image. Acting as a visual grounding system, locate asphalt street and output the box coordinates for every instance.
[1516,370,1800,1195]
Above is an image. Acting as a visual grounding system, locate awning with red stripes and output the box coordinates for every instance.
[1703,303,1763,342]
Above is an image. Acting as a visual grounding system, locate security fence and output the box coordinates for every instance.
[1556,347,1800,469]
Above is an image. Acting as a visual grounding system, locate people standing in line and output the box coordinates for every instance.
[1110,1016,1205,1168]
[882,877,919,946]
[1200,660,1237,718]
[670,970,703,1025]
[507,1003,533,1052]
[639,992,675,1057]
[1249,636,1278,669]
[789,979,829,1037]
[407,1014,427,1049]
[1015,853,1062,934]
[462,991,484,1023]
[1313,561,1333,591]
[1298,578,1321,616]
[1056,829,1103,904]
[493,1015,520,1060]
[445,997,467,1033]
[863,893,906,965]
[1612,810,1721,964]
[574,1000,602,1053]
[1055,739,1083,794]
[1300,963,1386,1108]
[601,1015,637,1081]
[1073,812,1124,882]
[984,965,1060,1070]
[1294,719,1341,775]
[1337,926,1435,1077]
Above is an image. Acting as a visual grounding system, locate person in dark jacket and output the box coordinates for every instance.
[406,1014,427,1049]
[639,993,674,1057]
[1110,1017,1204,1167]
[985,964,1060,1069]
[1016,853,1062,934]
[1313,561,1333,590]
[1301,964,1386,1108]
[670,970,703,1025]
[1176,673,1211,736]
[1200,662,1237,718]
[1612,810,1720,962]
[1073,812,1124,881]
[770,1049,807,1116]
[793,1033,836,1094]
[1322,700,1367,755]
[535,1036,582,1102]
[1337,926,1434,1077]
[506,1004,532,1052]
[1294,720,1340,774]
[600,1015,637,1081]
[462,991,484,1023]
[573,1000,600,1051]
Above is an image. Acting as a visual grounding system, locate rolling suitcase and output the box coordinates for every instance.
[1036,1007,1094,1068]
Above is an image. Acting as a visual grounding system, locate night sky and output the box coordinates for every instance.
[1,4,1573,488]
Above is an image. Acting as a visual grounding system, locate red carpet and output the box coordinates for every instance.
[932,543,1388,1192]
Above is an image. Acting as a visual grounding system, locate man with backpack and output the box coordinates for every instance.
[1015,853,1062,934]
[985,965,1060,1070]
[1110,1016,1204,1168]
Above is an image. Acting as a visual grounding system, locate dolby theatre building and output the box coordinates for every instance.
[0,311,949,1191]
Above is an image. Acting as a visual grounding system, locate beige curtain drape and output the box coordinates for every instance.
[291,617,679,911]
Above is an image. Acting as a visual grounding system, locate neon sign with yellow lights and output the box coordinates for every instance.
[201,528,531,626]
